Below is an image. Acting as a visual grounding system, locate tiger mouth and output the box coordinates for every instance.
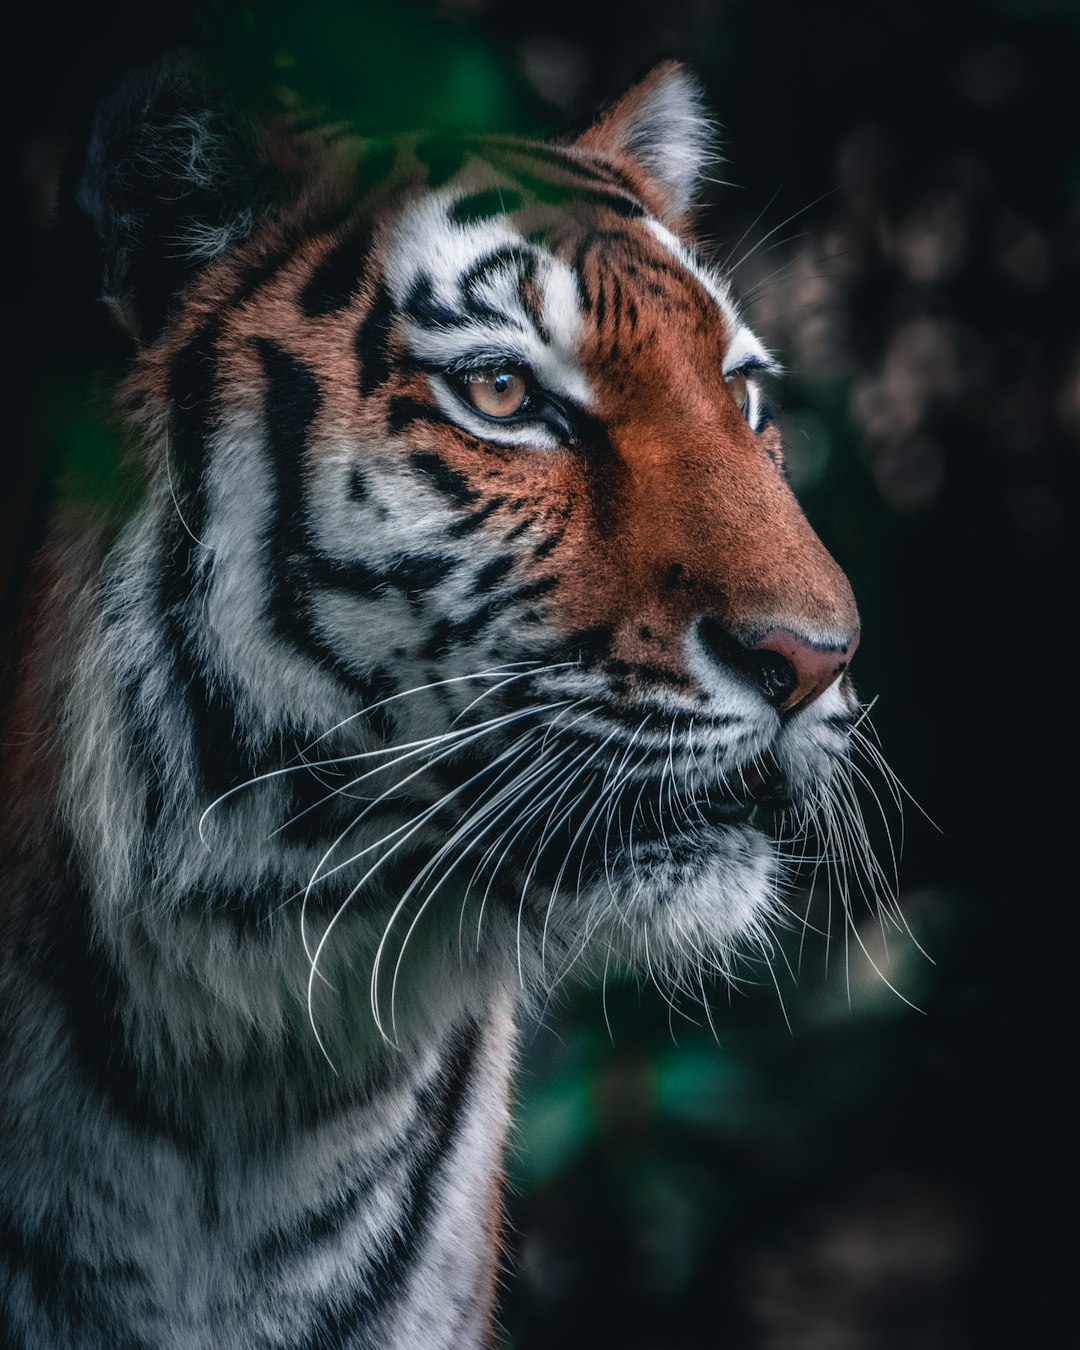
[609,770,791,847]
[414,746,793,887]
[524,754,796,865]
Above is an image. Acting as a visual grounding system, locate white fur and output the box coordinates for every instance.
[385,191,592,421]
[612,66,718,217]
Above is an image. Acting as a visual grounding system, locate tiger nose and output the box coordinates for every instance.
[750,627,860,712]
[697,618,859,714]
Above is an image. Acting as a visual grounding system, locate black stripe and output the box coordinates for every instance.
[38,866,202,1150]
[256,333,322,614]
[447,496,505,538]
[461,242,534,287]
[420,605,495,660]
[518,261,549,343]
[409,449,479,505]
[403,273,470,330]
[532,526,565,558]
[502,166,644,218]
[575,407,628,536]
[356,283,396,396]
[423,135,621,187]
[348,466,369,502]
[483,139,644,199]
[420,574,556,660]
[572,238,594,313]
[275,760,403,850]
[254,337,400,720]
[607,270,624,363]
[293,1019,481,1350]
[246,1050,438,1274]
[503,515,535,542]
[560,623,614,666]
[609,271,623,334]
[301,219,373,317]
[177,815,428,928]
[472,553,514,595]
[309,550,456,604]
[156,321,258,807]
[460,245,536,324]
[448,187,523,225]
[580,699,713,740]
[0,1211,150,1349]
[176,881,296,937]
[250,1168,378,1273]
[230,206,362,308]
[484,138,641,196]
[161,609,256,806]
[621,661,694,690]
[230,245,295,307]
[511,574,558,604]
[155,515,263,808]
[36,850,416,1150]
[112,666,167,832]
[156,329,274,807]
[413,134,643,217]
[232,218,337,309]
[388,394,447,436]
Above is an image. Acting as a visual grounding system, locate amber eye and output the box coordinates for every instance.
[726,370,749,417]
[461,366,529,418]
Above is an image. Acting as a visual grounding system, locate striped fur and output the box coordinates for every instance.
[1,57,875,1346]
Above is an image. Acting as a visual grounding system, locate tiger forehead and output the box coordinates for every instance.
[377,170,752,400]
[380,181,590,407]
[572,227,733,362]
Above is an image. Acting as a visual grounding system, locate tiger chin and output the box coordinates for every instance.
[1,53,867,1349]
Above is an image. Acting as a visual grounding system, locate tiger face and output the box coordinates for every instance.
[82,58,861,1040]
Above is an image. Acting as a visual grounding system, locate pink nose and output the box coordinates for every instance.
[750,627,860,713]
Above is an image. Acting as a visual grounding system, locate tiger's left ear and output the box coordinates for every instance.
[75,54,281,344]
[576,61,717,220]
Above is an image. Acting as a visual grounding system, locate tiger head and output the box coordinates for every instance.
[76,57,862,1043]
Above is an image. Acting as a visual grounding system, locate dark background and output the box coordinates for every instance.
[5,2,1074,1346]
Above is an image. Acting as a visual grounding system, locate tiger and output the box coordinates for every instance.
[0,53,867,1348]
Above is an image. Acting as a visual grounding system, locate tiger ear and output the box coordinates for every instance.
[576,61,717,220]
[76,54,278,343]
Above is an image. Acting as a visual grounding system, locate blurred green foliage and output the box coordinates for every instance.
[200,0,542,133]
[33,373,136,522]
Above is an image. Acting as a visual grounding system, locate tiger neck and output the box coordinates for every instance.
[5,526,516,1345]
[12,845,513,1348]
[53,500,517,1088]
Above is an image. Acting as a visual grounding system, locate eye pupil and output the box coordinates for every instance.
[462,366,529,418]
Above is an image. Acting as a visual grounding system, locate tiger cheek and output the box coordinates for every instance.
[540,392,853,688]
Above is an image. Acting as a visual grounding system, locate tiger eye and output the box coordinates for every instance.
[464,367,528,418]
[726,370,748,416]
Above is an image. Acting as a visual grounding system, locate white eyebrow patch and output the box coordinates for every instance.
[382,190,592,409]
[722,326,776,377]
